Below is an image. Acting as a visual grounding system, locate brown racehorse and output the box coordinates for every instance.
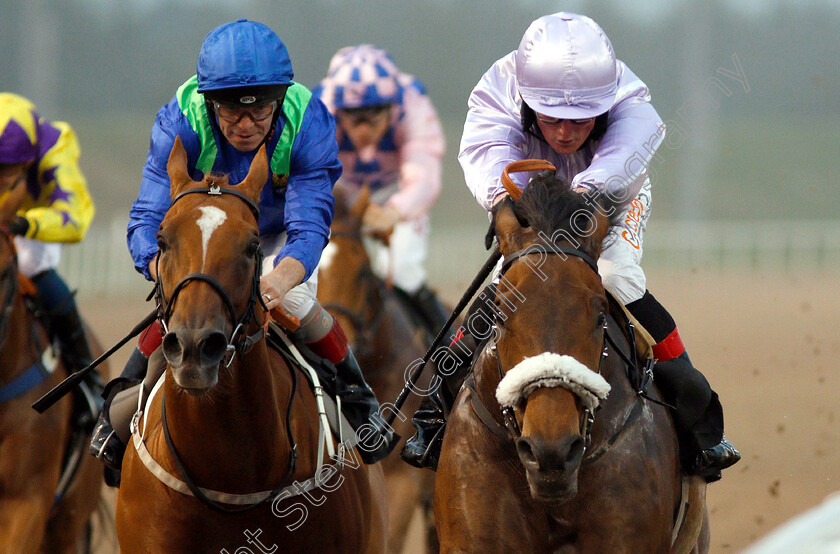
[318,186,438,553]
[116,138,387,553]
[434,170,709,553]
[0,195,105,552]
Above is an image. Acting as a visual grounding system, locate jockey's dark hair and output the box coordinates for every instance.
[520,102,608,150]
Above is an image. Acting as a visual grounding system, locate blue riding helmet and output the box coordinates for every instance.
[197,19,293,106]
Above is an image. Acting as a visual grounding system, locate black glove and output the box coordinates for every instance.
[8,216,29,236]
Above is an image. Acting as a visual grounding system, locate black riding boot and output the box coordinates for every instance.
[653,352,741,482]
[408,285,451,337]
[334,349,400,464]
[627,290,740,482]
[401,283,497,470]
[89,347,149,471]
[51,307,104,426]
[400,395,447,470]
[400,349,476,471]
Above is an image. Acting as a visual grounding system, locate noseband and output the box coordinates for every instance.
[488,243,650,456]
[156,184,267,368]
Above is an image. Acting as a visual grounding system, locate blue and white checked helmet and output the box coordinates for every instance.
[317,45,403,110]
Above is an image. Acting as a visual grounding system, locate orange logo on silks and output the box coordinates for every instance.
[621,198,645,249]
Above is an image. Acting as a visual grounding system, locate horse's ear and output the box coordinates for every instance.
[494,197,524,254]
[167,137,197,200]
[238,145,269,203]
[349,184,370,219]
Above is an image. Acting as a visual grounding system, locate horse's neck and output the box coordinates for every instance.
[471,344,506,420]
[161,339,321,484]
[0,295,40,377]
[163,341,291,454]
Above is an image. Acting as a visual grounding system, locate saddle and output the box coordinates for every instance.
[265,322,358,446]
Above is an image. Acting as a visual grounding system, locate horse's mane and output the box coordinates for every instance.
[489,171,621,258]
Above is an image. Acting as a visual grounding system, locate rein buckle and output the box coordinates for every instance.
[501,405,522,439]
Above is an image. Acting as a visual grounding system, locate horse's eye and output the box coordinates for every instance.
[156,235,167,252]
[246,239,260,257]
[597,312,607,326]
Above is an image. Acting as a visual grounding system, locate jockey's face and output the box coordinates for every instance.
[214,102,276,153]
[535,114,596,155]
[0,163,28,195]
[337,105,392,152]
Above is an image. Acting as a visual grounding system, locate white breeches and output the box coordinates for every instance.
[492,180,652,306]
[363,215,429,294]
[259,233,319,320]
[13,237,61,277]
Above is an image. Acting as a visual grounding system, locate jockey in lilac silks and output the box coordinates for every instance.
[404,12,740,482]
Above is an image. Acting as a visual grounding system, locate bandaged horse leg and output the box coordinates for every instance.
[401,283,497,470]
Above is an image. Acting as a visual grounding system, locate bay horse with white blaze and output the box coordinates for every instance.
[0,191,105,552]
[434,168,708,553]
[318,186,438,553]
[116,138,387,553]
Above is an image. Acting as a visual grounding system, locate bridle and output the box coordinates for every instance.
[474,242,658,462]
[496,243,605,447]
[156,184,268,368]
[154,184,298,512]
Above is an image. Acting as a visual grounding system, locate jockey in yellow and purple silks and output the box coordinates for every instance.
[0,93,98,395]
[90,20,397,477]
[313,44,449,336]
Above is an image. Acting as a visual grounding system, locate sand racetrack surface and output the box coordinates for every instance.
[84,268,838,553]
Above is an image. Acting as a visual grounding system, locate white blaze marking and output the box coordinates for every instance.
[196,206,227,267]
[320,242,338,270]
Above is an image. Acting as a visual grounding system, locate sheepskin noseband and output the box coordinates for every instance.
[496,352,610,411]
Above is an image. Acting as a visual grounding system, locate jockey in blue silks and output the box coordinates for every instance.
[89,20,397,477]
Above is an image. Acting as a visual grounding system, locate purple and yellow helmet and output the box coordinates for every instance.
[0,93,39,164]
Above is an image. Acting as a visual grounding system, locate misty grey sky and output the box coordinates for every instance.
[2,0,838,223]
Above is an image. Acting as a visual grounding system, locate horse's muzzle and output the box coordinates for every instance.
[516,434,585,502]
[162,328,229,391]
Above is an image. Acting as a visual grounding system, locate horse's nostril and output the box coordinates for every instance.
[516,437,539,469]
[517,435,586,473]
[162,332,184,365]
[200,331,228,365]
[565,435,585,467]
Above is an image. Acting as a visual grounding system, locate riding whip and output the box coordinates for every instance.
[385,244,501,427]
[31,309,158,414]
